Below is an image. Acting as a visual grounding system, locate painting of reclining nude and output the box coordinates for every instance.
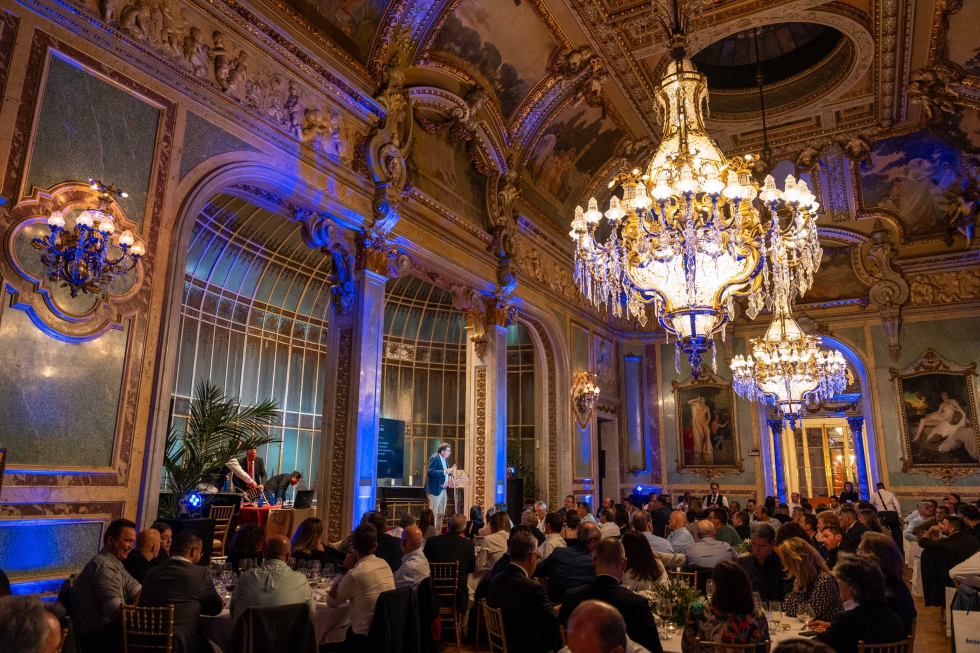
[893,349,980,469]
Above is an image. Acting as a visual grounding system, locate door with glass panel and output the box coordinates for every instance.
[793,419,859,498]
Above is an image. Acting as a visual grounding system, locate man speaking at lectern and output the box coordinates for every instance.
[426,442,456,533]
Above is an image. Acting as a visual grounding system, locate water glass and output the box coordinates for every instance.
[705,579,715,599]
[770,601,783,632]
[797,602,815,629]
[656,597,672,639]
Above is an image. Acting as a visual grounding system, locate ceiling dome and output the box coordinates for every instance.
[692,22,845,90]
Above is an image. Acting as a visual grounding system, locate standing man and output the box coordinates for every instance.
[425,443,456,534]
[233,448,266,492]
[262,471,302,505]
[871,482,902,516]
[704,482,728,509]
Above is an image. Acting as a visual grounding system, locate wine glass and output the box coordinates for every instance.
[763,602,774,630]
[656,596,672,639]
[705,579,715,600]
[797,602,815,630]
[770,601,783,632]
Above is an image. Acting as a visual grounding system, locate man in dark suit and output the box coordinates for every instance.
[839,507,870,552]
[365,511,403,573]
[646,496,670,538]
[737,522,792,602]
[814,554,904,653]
[558,538,662,653]
[533,522,600,603]
[262,471,302,504]
[424,512,475,610]
[139,531,223,653]
[488,529,562,653]
[232,449,266,492]
[123,529,160,583]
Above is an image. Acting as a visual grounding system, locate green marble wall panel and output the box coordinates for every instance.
[834,327,867,355]
[870,316,980,487]
[179,112,260,179]
[26,55,159,225]
[571,326,589,374]
[0,520,102,579]
[661,338,757,487]
[0,307,127,468]
[548,308,567,335]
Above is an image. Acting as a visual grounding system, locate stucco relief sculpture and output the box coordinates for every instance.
[909,269,980,304]
[366,53,412,240]
[866,219,910,361]
[908,68,960,122]
[293,209,355,314]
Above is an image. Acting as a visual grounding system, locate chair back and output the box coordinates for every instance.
[694,639,771,653]
[668,569,698,588]
[58,574,76,616]
[428,561,460,605]
[367,586,421,653]
[209,505,235,555]
[121,605,174,653]
[857,639,913,653]
[231,603,317,653]
[481,600,507,653]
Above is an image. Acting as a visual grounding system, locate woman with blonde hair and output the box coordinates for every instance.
[778,537,843,622]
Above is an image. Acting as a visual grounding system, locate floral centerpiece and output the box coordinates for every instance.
[647,579,706,624]
[733,539,753,556]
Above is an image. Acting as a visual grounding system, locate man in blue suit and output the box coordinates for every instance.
[426,442,456,532]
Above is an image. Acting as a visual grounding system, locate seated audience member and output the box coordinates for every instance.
[858,531,916,636]
[774,522,809,550]
[418,508,437,541]
[773,504,793,525]
[538,512,567,560]
[801,514,820,548]
[487,529,562,653]
[754,505,782,531]
[231,535,314,622]
[393,526,429,590]
[622,530,668,590]
[777,537,842,622]
[464,505,484,539]
[820,527,845,570]
[838,508,869,552]
[534,501,549,532]
[123,528,160,584]
[729,500,742,516]
[365,511,404,572]
[681,560,770,653]
[838,482,859,504]
[615,508,631,537]
[710,509,741,547]
[326,524,395,649]
[578,501,597,524]
[523,511,546,546]
[477,506,497,537]
[562,510,582,544]
[685,521,736,569]
[150,522,173,567]
[737,522,792,602]
[811,554,904,653]
[534,522,600,603]
[559,538,662,652]
[918,514,980,555]
[959,504,980,540]
[477,510,512,571]
[139,531,222,653]
[423,512,475,609]
[565,600,641,653]
[70,518,141,653]
[599,509,621,538]
[647,496,671,538]
[859,509,886,536]
[0,595,63,653]
[558,495,576,518]
[906,501,943,541]
[668,510,695,553]
[291,517,344,567]
[388,512,416,539]
[685,510,703,545]
[633,510,674,555]
[733,511,751,540]
[227,523,265,574]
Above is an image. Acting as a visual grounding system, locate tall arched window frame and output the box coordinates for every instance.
[507,323,538,494]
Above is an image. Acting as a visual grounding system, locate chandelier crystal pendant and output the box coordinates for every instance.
[32,180,145,298]
[568,34,822,379]
[730,309,848,427]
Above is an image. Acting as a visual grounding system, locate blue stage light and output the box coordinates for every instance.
[186,492,203,509]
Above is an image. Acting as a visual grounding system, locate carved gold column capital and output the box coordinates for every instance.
[356,227,397,277]
[484,290,515,329]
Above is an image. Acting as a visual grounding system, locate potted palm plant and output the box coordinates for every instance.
[158,380,279,520]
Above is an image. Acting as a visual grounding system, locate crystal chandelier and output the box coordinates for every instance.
[571,371,601,424]
[32,180,145,298]
[569,29,821,379]
[730,309,848,427]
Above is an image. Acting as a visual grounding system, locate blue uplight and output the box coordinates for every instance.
[186,492,203,509]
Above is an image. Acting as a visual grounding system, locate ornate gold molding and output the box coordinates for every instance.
[326,326,353,543]
[475,367,487,508]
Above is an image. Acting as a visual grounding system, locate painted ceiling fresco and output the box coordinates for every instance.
[800,243,868,305]
[407,121,487,229]
[284,0,388,63]
[520,101,624,231]
[944,2,980,77]
[432,0,558,118]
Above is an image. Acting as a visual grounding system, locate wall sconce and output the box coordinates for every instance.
[571,371,601,425]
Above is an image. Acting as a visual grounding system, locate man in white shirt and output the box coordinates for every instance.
[393,526,429,589]
[704,482,729,509]
[231,536,314,621]
[870,482,902,516]
[787,492,803,514]
[538,512,567,560]
[533,501,548,532]
[387,513,416,540]
[632,511,674,555]
[903,500,937,541]
[667,511,694,553]
[684,521,736,569]
[950,550,980,588]
[327,524,396,647]
[599,509,621,538]
[577,502,597,524]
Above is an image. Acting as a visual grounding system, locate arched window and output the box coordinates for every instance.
[170,193,332,483]
[507,323,538,495]
[381,276,467,484]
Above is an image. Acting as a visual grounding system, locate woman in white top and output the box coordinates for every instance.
[621,531,668,591]
[476,510,511,571]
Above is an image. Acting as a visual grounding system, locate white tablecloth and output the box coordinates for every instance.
[661,616,810,652]
[200,601,351,650]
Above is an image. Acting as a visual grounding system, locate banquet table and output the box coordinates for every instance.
[200,601,350,650]
[263,507,316,540]
[237,505,274,528]
[660,616,811,652]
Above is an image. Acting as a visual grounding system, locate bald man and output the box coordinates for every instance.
[123,529,160,583]
[666,510,694,554]
[230,535,314,621]
[566,600,630,653]
[393,525,430,589]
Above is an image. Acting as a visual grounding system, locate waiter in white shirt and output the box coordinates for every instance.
[870,482,902,516]
[704,482,729,509]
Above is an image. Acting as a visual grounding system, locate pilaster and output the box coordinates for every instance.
[847,416,870,501]
[768,419,788,503]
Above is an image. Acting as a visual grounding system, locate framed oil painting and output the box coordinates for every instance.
[891,348,980,475]
[673,372,743,477]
